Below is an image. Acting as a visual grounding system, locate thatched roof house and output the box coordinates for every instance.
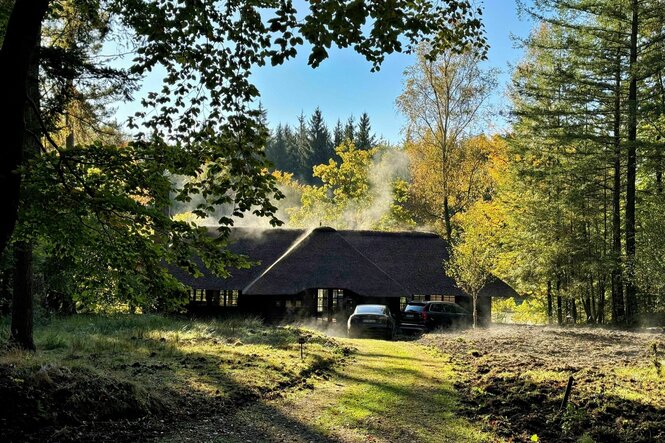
[171,227,517,323]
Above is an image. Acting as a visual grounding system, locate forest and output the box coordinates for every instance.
[1,0,665,442]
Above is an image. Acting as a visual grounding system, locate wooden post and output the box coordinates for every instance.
[298,337,305,360]
[560,375,574,410]
[327,288,333,322]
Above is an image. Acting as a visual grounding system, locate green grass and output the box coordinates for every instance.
[319,340,490,442]
[0,313,346,441]
[222,338,493,443]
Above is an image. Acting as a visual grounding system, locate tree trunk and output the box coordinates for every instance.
[556,279,563,325]
[0,0,50,258]
[10,242,35,350]
[0,267,11,315]
[657,69,665,194]
[612,46,626,324]
[546,280,553,325]
[597,277,605,324]
[472,292,477,329]
[625,0,639,325]
[588,276,596,323]
[9,13,42,351]
[443,194,453,243]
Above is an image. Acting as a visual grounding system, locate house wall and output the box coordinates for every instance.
[188,288,494,326]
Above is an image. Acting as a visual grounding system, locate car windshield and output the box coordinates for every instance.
[404,304,424,312]
[355,305,385,315]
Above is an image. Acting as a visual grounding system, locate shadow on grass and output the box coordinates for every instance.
[0,315,345,443]
[142,343,344,443]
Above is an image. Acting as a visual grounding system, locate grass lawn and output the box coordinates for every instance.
[183,337,493,443]
[13,317,658,443]
[0,314,347,442]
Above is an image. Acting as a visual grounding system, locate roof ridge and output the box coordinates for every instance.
[242,228,314,293]
[243,227,411,297]
[332,230,413,297]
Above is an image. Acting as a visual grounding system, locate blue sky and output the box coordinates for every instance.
[114,1,535,144]
[251,1,535,144]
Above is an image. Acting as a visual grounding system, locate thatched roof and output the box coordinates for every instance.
[170,226,518,299]
[167,227,304,290]
[338,230,466,297]
[243,227,410,297]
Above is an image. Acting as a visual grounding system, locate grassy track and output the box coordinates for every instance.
[178,338,492,443]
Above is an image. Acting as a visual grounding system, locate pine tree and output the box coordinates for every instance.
[282,124,298,174]
[356,112,376,150]
[344,116,356,144]
[512,0,665,325]
[294,112,312,182]
[333,119,344,148]
[307,107,333,173]
[265,124,289,171]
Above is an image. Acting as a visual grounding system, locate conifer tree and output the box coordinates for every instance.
[294,112,313,182]
[307,107,333,171]
[356,112,376,150]
[265,124,289,171]
[344,116,356,144]
[333,118,344,148]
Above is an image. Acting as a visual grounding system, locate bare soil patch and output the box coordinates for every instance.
[420,325,665,442]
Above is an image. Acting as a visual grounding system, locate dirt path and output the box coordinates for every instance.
[420,325,665,443]
[160,338,492,443]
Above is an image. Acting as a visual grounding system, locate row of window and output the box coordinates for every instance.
[275,299,304,308]
[189,289,455,311]
[189,289,239,307]
[317,288,345,313]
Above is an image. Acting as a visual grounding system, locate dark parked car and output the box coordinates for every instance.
[398,301,427,332]
[421,301,471,330]
[347,304,397,339]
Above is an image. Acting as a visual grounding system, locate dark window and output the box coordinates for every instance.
[429,303,443,312]
[286,299,303,308]
[317,289,325,313]
[332,289,344,310]
[400,297,408,310]
[454,305,468,314]
[413,295,426,302]
[354,305,385,315]
[405,304,425,312]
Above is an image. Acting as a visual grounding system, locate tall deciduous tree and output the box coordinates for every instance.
[397,45,497,242]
